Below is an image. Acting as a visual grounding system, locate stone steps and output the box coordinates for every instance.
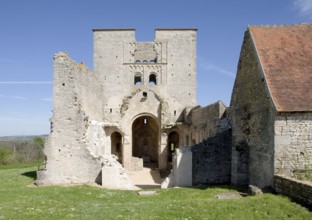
[127,167,161,189]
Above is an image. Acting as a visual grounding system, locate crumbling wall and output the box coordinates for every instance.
[274,113,312,177]
[187,101,227,145]
[101,155,133,190]
[161,146,192,188]
[37,53,105,185]
[230,31,275,188]
[188,101,232,185]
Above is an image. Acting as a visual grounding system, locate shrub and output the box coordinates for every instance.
[0,148,14,165]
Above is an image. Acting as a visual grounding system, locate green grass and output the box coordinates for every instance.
[0,166,311,220]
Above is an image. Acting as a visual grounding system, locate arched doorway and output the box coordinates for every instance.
[132,115,160,167]
[168,131,179,163]
[111,132,122,164]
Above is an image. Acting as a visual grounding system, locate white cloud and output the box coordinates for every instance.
[12,96,28,100]
[0,81,52,84]
[0,94,28,100]
[41,97,53,102]
[294,0,312,19]
[200,63,235,78]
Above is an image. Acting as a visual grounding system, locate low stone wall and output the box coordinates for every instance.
[274,174,312,206]
[161,146,192,188]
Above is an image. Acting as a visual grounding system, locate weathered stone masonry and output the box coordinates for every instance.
[230,30,275,188]
[37,25,312,198]
[274,113,312,177]
[231,24,312,191]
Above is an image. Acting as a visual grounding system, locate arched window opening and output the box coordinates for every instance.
[132,115,160,167]
[143,118,148,125]
[168,131,179,163]
[143,60,148,63]
[135,60,141,63]
[150,59,156,64]
[111,132,122,164]
[134,73,142,85]
[149,73,157,85]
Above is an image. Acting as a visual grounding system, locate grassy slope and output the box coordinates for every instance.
[0,166,311,220]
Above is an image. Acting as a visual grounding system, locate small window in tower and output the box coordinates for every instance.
[143,92,147,97]
[174,110,176,116]
[134,73,142,85]
[143,118,148,125]
[149,73,157,85]
[110,108,112,113]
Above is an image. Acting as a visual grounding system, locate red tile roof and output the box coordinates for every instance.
[249,24,312,112]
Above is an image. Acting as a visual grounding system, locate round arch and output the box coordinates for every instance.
[168,131,180,163]
[131,113,160,167]
[111,131,123,164]
[134,72,143,85]
[149,72,157,85]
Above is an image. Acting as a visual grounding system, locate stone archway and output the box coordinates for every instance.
[111,132,122,164]
[132,115,160,167]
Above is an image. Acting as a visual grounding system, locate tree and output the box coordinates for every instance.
[33,137,45,149]
[0,148,13,164]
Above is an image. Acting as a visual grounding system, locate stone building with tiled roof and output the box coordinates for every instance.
[231,24,312,188]
[37,24,311,193]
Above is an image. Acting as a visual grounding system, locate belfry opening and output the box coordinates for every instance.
[132,115,160,168]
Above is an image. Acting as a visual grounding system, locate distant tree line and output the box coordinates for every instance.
[0,137,45,165]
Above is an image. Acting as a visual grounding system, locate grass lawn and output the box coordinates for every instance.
[0,166,311,220]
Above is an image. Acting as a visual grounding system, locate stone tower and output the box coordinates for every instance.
[37,29,197,185]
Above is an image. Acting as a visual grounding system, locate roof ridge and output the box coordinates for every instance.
[248,23,312,28]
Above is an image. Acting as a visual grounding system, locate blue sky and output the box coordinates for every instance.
[0,0,311,136]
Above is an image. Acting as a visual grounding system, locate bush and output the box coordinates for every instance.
[0,148,14,165]
[0,137,45,165]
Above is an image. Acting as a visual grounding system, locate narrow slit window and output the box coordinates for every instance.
[143,118,148,125]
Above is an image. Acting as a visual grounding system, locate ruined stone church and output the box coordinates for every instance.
[37,24,312,191]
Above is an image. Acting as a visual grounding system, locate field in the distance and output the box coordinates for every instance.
[0,165,311,220]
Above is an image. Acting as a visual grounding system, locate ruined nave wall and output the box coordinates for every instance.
[37,53,105,185]
[188,101,232,185]
[187,101,228,145]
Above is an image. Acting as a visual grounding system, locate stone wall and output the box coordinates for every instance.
[155,29,197,107]
[190,101,232,185]
[187,101,227,145]
[274,113,312,177]
[274,175,312,206]
[37,53,105,185]
[192,129,231,185]
[93,29,197,125]
[230,30,275,188]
